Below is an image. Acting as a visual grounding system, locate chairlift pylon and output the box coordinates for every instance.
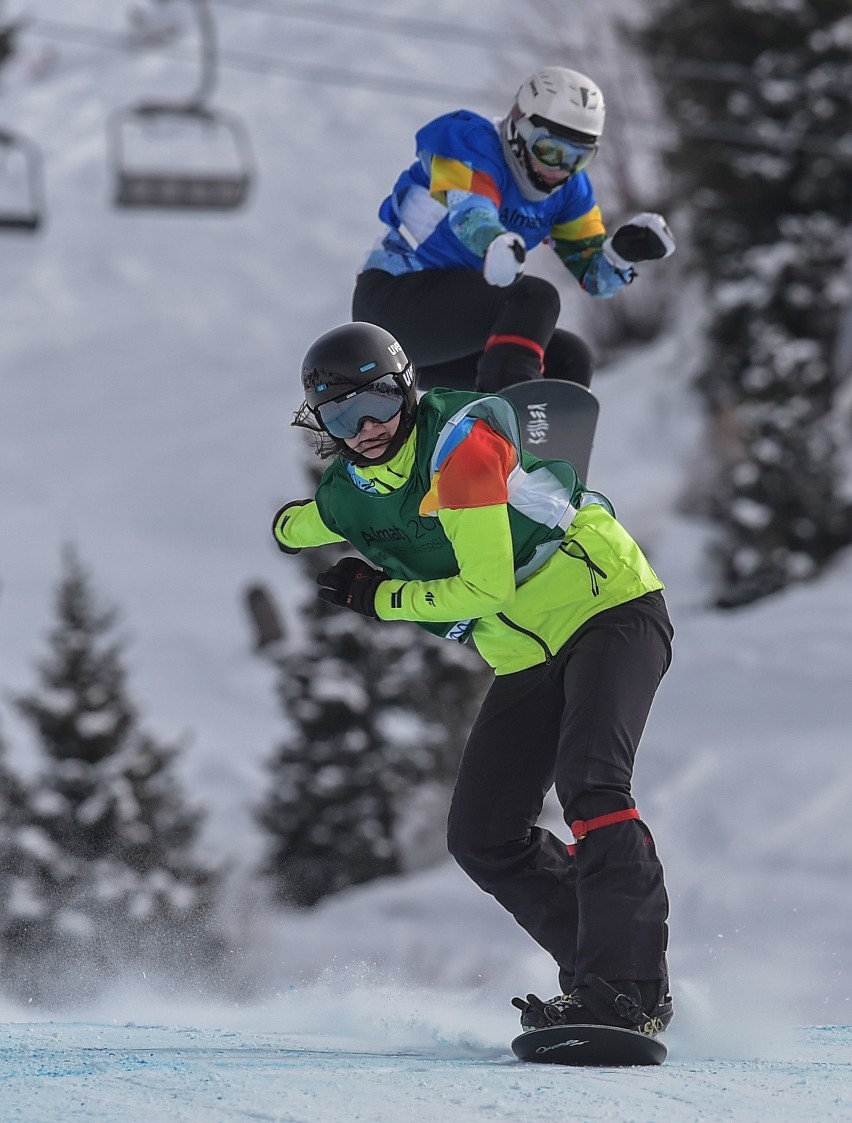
[0,125,45,232]
[108,0,254,211]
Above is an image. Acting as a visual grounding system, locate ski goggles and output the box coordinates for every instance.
[315,372,406,439]
[516,119,598,174]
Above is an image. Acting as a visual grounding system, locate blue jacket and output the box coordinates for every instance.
[359,110,629,296]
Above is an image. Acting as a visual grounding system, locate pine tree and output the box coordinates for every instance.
[704,213,852,603]
[0,723,35,952]
[5,546,223,1006]
[638,0,852,604]
[258,543,490,908]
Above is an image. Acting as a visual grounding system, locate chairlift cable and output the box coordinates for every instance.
[210,0,560,57]
[209,0,766,86]
[28,8,835,90]
[22,18,848,158]
[29,17,493,103]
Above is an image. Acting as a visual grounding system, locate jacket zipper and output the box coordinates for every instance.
[496,613,554,664]
[559,541,608,597]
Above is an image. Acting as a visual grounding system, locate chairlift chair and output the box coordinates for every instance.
[108,0,254,211]
[109,99,253,209]
[0,126,45,231]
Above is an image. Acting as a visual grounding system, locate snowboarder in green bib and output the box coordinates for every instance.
[273,321,674,1037]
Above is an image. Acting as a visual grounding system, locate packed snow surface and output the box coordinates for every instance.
[2,2,851,1119]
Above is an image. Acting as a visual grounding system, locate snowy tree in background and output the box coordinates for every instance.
[258,543,490,908]
[639,0,852,605]
[5,546,224,1006]
[0,722,35,956]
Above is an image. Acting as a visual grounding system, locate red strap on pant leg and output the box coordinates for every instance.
[484,333,545,371]
[566,808,640,856]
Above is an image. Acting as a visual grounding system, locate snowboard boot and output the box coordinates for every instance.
[542,329,595,388]
[512,974,673,1038]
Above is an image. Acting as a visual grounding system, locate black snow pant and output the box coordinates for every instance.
[352,268,594,393]
[446,591,673,994]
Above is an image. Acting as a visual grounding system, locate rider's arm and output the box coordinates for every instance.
[428,155,507,256]
[272,499,346,552]
[550,204,635,297]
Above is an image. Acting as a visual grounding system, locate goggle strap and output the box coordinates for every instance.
[527,114,598,146]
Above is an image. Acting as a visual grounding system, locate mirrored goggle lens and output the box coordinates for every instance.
[530,133,597,173]
[316,374,404,438]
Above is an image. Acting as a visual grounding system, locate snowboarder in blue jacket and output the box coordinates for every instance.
[353,66,675,393]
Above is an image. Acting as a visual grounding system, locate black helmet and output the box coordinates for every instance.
[293,322,418,464]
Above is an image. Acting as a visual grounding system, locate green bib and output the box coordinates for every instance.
[315,389,584,586]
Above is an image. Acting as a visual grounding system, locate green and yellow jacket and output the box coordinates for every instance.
[274,389,663,675]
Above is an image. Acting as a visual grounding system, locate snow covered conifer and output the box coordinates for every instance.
[640,0,852,604]
[258,543,489,907]
[6,546,223,1006]
[0,723,37,959]
[705,214,852,603]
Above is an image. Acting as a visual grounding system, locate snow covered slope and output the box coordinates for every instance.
[1,5,851,1098]
[0,1016,850,1123]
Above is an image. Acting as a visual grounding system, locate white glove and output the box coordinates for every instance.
[603,212,676,271]
[483,231,526,287]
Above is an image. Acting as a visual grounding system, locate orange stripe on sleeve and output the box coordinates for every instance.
[430,156,501,207]
[419,421,517,515]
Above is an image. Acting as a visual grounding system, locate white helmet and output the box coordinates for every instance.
[502,67,605,199]
[514,67,606,144]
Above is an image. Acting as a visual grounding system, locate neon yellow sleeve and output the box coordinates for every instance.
[272,500,346,550]
[373,504,516,623]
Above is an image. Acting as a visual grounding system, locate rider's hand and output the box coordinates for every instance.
[603,213,675,271]
[317,557,383,618]
[483,232,527,287]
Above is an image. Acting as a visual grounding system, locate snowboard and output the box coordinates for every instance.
[500,379,599,482]
[511,1023,667,1067]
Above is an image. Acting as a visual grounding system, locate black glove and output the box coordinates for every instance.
[604,212,676,268]
[317,557,383,618]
